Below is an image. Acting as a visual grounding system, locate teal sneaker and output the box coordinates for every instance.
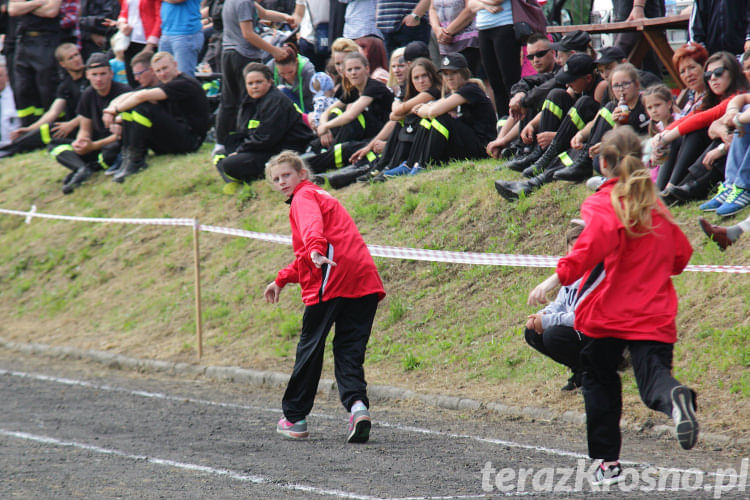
[346,409,371,443]
[276,417,309,439]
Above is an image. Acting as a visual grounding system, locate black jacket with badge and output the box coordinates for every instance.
[235,86,315,154]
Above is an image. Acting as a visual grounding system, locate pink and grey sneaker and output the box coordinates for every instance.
[276,417,309,439]
[346,409,371,443]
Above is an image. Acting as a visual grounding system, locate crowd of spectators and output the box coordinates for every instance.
[1,0,749,231]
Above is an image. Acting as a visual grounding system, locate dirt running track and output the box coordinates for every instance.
[1,349,747,499]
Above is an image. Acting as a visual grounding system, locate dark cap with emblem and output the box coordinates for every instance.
[403,41,430,63]
[595,46,627,65]
[440,53,468,71]
[85,52,110,70]
[556,53,596,83]
[551,30,591,52]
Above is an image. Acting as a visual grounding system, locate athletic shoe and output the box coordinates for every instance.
[211,144,226,157]
[276,417,309,439]
[671,385,699,450]
[699,183,729,212]
[222,181,240,195]
[586,176,606,191]
[346,409,371,443]
[561,373,581,391]
[591,462,622,486]
[382,162,412,178]
[716,186,750,217]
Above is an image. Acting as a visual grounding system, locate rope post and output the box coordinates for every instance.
[192,219,203,361]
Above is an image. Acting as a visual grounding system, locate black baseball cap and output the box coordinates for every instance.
[551,31,591,52]
[440,53,468,71]
[404,41,429,63]
[85,52,110,70]
[556,53,596,83]
[595,46,627,65]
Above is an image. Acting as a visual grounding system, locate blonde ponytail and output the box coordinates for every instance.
[600,127,670,237]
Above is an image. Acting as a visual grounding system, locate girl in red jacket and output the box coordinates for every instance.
[528,127,698,486]
[264,151,385,443]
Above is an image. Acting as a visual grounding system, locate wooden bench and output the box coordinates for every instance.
[547,14,690,88]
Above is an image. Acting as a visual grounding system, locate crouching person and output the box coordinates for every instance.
[102,52,210,183]
[524,221,600,391]
[214,63,315,194]
[50,53,129,195]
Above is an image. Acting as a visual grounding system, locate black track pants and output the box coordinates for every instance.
[121,102,201,154]
[282,293,379,422]
[524,326,583,374]
[13,32,61,126]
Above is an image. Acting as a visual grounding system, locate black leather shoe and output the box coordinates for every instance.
[62,165,94,194]
[494,180,532,201]
[505,145,542,172]
[670,175,712,201]
[553,161,593,182]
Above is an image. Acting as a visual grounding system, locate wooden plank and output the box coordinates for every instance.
[546,13,689,34]
[641,29,684,88]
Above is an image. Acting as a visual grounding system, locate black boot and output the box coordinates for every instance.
[504,144,542,172]
[669,170,713,201]
[324,162,376,189]
[62,165,95,194]
[553,153,593,182]
[113,146,147,183]
[523,142,563,178]
[494,167,558,201]
[106,150,130,177]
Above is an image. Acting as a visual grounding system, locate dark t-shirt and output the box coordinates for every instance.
[604,97,650,134]
[455,82,496,141]
[76,81,131,140]
[57,74,90,120]
[336,78,394,126]
[159,73,210,138]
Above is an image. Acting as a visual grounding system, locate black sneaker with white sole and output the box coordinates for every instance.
[591,461,622,486]
[671,385,699,450]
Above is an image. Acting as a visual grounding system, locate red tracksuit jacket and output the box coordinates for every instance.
[275,180,385,306]
[556,179,693,343]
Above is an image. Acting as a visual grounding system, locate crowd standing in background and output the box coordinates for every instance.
[1,0,749,482]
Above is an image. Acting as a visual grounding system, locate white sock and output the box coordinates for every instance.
[351,401,367,413]
[737,216,750,234]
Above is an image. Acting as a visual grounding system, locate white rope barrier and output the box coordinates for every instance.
[1,207,748,274]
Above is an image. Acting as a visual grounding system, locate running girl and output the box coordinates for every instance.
[264,151,385,443]
[528,127,698,485]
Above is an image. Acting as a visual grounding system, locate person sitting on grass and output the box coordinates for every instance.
[213,63,315,194]
[524,220,603,392]
[264,150,385,443]
[375,52,495,179]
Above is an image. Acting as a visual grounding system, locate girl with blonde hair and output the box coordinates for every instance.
[528,127,698,485]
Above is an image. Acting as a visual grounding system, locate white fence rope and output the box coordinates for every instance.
[1,207,748,274]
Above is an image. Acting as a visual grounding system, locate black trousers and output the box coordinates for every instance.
[524,326,583,375]
[215,50,258,145]
[656,129,711,190]
[0,123,56,156]
[13,32,61,126]
[49,139,120,172]
[541,91,599,145]
[121,102,202,154]
[406,114,488,166]
[307,140,367,173]
[282,293,379,422]
[580,337,682,462]
[478,24,520,117]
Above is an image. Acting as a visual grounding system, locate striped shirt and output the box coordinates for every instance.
[375,0,420,33]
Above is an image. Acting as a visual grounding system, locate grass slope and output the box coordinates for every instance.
[0,146,748,437]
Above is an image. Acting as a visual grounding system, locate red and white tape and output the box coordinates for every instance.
[2,207,748,274]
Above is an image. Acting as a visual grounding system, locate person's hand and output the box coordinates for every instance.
[102,109,115,129]
[10,125,30,141]
[72,137,92,155]
[264,282,282,303]
[649,134,663,154]
[271,46,286,61]
[320,130,333,147]
[51,120,77,138]
[101,18,117,28]
[116,19,133,36]
[316,123,328,137]
[437,27,453,44]
[536,131,555,149]
[527,273,560,306]
[486,137,503,158]
[702,146,725,169]
[509,93,525,117]
[349,143,371,163]
[284,14,297,28]
[90,33,107,48]
[588,142,600,158]
[402,13,420,27]
[371,139,386,154]
[521,123,535,144]
[110,122,122,139]
[626,5,645,21]
[612,106,627,124]
[310,251,336,269]
[570,131,585,150]
[526,313,543,333]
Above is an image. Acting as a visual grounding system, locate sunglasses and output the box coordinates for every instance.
[526,48,551,60]
[133,68,151,77]
[704,67,727,80]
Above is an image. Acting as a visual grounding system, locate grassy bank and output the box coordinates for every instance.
[0,146,748,437]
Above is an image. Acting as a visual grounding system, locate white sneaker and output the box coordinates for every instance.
[586,176,606,191]
[211,144,226,157]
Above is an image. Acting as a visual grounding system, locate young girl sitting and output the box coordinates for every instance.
[528,127,697,485]
[642,84,677,183]
[264,151,385,443]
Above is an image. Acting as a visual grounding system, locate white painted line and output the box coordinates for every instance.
[0,428,382,499]
[0,369,742,483]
